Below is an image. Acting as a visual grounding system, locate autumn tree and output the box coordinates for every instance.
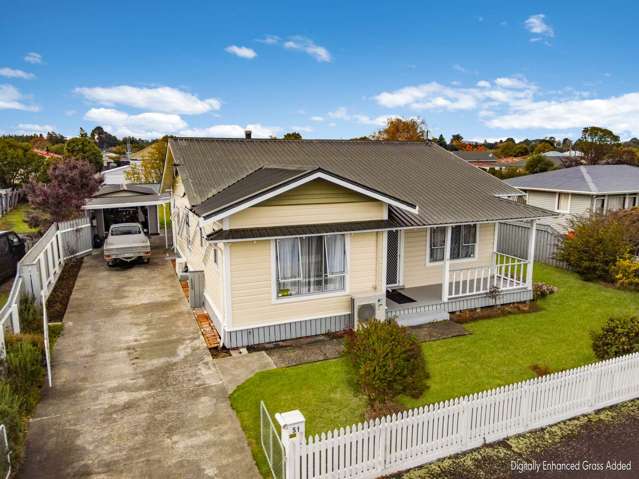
[533,142,554,154]
[605,147,639,166]
[575,126,620,164]
[64,135,103,171]
[373,118,426,141]
[25,159,99,227]
[125,137,168,184]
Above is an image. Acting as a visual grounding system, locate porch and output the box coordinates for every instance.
[386,251,533,324]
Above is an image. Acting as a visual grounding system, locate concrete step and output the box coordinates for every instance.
[395,310,449,327]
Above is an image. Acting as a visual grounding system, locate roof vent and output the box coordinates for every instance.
[245,129,252,139]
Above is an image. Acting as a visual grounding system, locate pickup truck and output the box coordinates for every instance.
[103,223,151,266]
[0,231,26,282]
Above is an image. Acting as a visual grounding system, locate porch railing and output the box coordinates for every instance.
[448,252,528,299]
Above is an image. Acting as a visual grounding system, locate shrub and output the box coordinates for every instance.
[18,294,42,334]
[6,340,45,411]
[0,382,25,464]
[532,282,558,300]
[344,319,429,415]
[591,316,639,360]
[611,256,639,290]
[557,214,631,281]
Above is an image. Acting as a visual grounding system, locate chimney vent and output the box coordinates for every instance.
[245,129,252,139]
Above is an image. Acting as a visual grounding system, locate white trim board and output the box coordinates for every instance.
[199,170,419,226]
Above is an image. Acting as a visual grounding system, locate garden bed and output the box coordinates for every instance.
[45,258,83,323]
[230,264,639,477]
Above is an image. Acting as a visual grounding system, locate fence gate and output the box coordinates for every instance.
[260,401,286,479]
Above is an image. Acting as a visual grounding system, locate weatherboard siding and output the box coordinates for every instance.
[229,231,383,328]
[261,179,373,206]
[402,224,495,289]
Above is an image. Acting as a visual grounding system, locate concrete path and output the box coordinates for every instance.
[21,249,260,478]
[214,352,275,394]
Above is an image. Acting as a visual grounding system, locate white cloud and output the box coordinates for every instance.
[0,84,38,111]
[283,36,331,62]
[326,107,398,126]
[310,116,324,122]
[24,52,43,64]
[0,67,35,79]
[179,123,280,138]
[524,14,554,38]
[84,107,187,139]
[486,92,639,136]
[374,77,536,111]
[75,85,221,114]
[15,123,54,134]
[257,34,280,45]
[225,45,257,59]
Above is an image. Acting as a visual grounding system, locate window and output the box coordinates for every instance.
[556,193,570,212]
[628,195,638,208]
[199,227,204,247]
[213,247,218,266]
[594,197,605,215]
[429,225,477,262]
[607,195,625,212]
[275,234,346,298]
[185,211,191,249]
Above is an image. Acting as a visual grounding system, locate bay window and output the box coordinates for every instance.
[275,234,346,298]
[429,225,477,262]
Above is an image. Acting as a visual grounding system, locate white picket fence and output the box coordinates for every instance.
[0,217,92,359]
[280,353,639,479]
[0,189,20,218]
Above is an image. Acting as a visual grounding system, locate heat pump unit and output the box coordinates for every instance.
[352,294,386,329]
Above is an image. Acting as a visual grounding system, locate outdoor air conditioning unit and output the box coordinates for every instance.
[352,294,386,329]
[175,258,187,275]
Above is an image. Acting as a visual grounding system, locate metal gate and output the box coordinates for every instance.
[260,401,285,479]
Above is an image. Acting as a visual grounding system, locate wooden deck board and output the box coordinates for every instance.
[194,308,220,349]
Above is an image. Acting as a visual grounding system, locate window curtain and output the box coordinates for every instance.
[430,227,446,262]
[450,226,462,259]
[461,224,476,258]
[276,238,301,295]
[325,234,345,291]
[300,237,324,293]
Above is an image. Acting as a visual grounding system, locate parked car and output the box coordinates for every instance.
[0,231,26,282]
[103,223,151,267]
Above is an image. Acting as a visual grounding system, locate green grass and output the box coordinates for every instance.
[230,264,639,477]
[0,204,38,234]
[0,291,8,308]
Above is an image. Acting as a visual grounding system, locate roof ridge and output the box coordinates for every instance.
[170,136,433,145]
[579,165,598,192]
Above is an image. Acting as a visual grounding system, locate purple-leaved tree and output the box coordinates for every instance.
[25,159,99,228]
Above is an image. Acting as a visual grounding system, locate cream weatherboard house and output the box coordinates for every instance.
[162,137,555,348]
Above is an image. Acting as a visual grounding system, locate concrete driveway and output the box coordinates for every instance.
[21,248,260,478]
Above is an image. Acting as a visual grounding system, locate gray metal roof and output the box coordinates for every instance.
[94,184,160,197]
[506,165,639,194]
[84,193,170,210]
[169,138,556,226]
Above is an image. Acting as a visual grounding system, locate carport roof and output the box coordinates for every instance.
[83,193,170,210]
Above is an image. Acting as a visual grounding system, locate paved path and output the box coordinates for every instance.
[21,249,260,478]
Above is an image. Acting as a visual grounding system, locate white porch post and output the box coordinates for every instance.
[526,219,537,288]
[441,226,452,302]
[163,203,168,249]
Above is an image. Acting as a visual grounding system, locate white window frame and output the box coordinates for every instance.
[593,196,606,215]
[555,192,571,213]
[427,224,480,265]
[271,234,350,303]
[626,194,638,209]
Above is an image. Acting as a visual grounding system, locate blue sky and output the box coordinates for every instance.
[1,0,638,141]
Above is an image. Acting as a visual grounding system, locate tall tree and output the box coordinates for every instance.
[0,138,46,187]
[125,137,168,184]
[64,136,103,171]
[373,118,426,141]
[525,153,556,174]
[575,126,620,164]
[282,132,303,140]
[450,133,464,145]
[90,126,119,149]
[25,159,99,226]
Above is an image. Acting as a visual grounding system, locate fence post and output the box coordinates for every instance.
[41,289,53,388]
[520,384,530,431]
[10,303,20,335]
[459,399,470,448]
[589,364,602,411]
[276,410,305,479]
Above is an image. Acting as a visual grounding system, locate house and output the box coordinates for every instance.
[453,151,508,171]
[506,165,639,232]
[101,164,132,185]
[163,138,556,348]
[83,183,170,238]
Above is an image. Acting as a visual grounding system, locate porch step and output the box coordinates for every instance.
[395,310,449,327]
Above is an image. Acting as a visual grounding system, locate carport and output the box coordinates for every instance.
[83,184,171,245]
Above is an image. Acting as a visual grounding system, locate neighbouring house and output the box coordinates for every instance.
[163,137,556,348]
[83,183,170,238]
[453,151,507,171]
[101,164,132,184]
[506,165,639,232]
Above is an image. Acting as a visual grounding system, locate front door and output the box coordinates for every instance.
[386,230,401,287]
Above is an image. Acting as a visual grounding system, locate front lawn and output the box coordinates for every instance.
[230,264,639,477]
[0,204,38,234]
